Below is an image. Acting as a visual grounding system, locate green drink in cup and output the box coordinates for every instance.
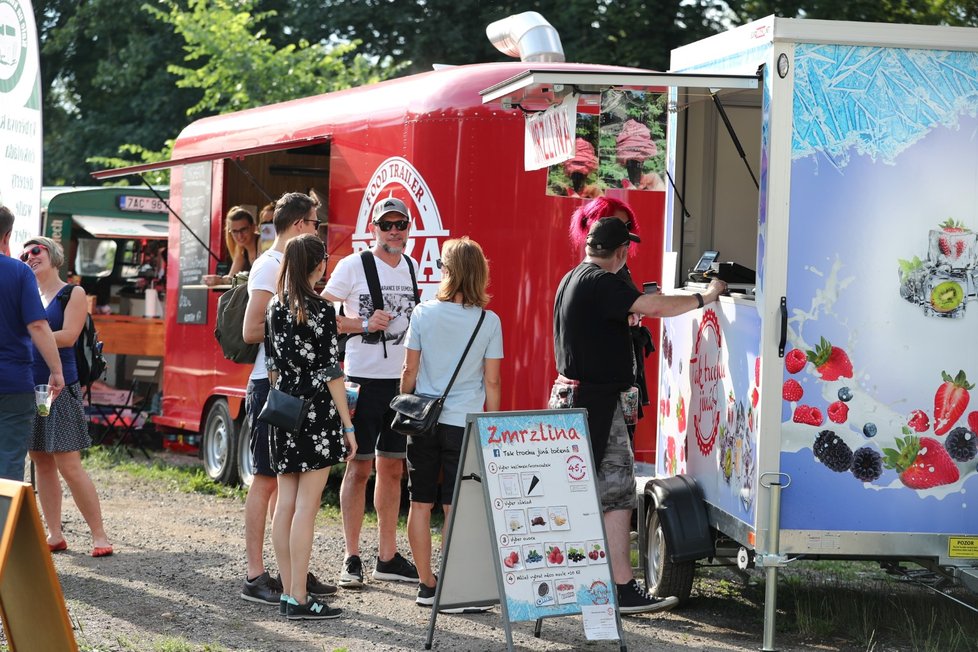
[35,384,52,417]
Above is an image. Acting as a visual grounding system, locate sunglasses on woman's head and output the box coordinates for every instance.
[20,245,47,262]
[375,219,410,232]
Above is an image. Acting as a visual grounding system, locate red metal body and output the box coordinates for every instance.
[156,62,665,460]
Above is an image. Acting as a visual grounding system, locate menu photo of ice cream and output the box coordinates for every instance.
[527,507,549,533]
[498,473,521,499]
[504,509,528,534]
[555,580,578,605]
[548,506,570,531]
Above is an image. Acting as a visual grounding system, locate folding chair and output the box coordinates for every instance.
[87,358,162,458]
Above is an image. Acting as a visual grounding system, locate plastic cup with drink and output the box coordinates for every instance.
[35,384,53,417]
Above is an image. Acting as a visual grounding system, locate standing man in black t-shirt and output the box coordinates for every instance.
[553,217,726,614]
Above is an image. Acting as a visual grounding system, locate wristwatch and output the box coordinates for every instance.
[361,318,370,334]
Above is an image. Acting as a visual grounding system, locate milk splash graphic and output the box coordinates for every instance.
[783,256,976,500]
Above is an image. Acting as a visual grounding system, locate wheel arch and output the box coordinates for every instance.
[643,475,715,563]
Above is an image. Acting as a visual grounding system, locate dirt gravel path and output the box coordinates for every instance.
[46,458,841,652]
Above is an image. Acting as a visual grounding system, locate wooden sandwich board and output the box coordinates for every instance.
[0,480,77,651]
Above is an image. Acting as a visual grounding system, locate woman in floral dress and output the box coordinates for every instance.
[265,234,356,620]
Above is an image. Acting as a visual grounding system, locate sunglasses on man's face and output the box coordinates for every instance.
[375,219,410,232]
[303,219,322,228]
[20,245,47,262]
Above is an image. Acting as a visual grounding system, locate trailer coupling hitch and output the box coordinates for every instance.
[756,552,790,569]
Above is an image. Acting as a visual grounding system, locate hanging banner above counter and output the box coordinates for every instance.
[524,94,577,171]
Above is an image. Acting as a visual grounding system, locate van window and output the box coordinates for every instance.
[76,239,117,278]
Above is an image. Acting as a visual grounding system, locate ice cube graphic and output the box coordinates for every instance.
[927,229,977,270]
[922,269,967,319]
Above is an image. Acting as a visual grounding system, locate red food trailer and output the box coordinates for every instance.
[93,59,729,484]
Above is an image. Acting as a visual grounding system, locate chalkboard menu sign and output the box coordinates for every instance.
[177,162,212,324]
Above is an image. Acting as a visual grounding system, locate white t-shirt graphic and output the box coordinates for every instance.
[325,252,419,379]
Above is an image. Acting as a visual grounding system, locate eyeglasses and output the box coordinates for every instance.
[20,245,48,262]
[303,219,322,228]
[436,258,444,269]
[375,219,410,232]
[625,220,635,231]
[229,226,253,236]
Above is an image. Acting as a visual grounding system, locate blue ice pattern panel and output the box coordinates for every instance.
[792,44,978,167]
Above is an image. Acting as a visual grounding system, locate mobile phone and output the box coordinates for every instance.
[693,250,719,274]
[643,282,659,294]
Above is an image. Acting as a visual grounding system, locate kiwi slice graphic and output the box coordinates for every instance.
[931,281,964,312]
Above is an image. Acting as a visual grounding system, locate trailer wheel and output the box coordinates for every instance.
[202,399,239,485]
[643,505,695,602]
[236,418,255,488]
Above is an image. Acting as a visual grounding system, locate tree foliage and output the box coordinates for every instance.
[34,0,199,185]
[146,0,403,116]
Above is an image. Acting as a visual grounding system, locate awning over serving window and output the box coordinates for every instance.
[72,215,169,239]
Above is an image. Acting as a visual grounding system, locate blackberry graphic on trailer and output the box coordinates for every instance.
[356,286,416,346]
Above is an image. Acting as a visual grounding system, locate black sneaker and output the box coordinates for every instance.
[616,579,679,615]
[241,571,282,605]
[285,596,342,620]
[338,555,364,589]
[372,552,419,582]
[416,581,436,606]
[417,577,491,613]
[279,594,290,616]
[306,572,338,596]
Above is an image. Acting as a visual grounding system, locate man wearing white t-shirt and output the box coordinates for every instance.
[239,192,334,604]
[322,197,420,589]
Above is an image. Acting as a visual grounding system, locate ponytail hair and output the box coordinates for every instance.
[277,234,326,324]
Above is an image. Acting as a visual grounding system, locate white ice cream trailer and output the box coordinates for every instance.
[483,14,978,650]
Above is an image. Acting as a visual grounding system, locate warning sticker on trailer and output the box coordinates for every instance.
[948,537,978,558]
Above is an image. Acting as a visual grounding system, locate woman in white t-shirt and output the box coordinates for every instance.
[399,237,504,606]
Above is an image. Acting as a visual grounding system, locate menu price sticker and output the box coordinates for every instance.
[475,410,617,625]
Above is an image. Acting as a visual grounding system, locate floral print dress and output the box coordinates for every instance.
[264,295,347,473]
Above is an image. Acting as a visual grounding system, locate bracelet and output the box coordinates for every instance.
[342,426,355,433]
[694,293,704,308]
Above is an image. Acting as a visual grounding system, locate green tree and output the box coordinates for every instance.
[145,0,402,116]
[724,0,978,25]
[284,0,731,74]
[34,0,200,185]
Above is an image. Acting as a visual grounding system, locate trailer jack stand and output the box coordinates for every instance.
[759,472,791,652]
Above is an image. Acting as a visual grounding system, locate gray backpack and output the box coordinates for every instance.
[214,276,259,364]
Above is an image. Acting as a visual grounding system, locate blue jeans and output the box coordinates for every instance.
[0,393,34,481]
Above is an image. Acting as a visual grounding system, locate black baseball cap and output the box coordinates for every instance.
[586,217,641,251]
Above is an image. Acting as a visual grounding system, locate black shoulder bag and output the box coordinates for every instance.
[389,310,486,437]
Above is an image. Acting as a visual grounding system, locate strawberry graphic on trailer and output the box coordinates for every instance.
[805,337,853,381]
[933,370,973,436]
[883,436,960,489]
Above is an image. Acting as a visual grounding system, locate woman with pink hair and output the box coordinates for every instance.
[567,197,654,430]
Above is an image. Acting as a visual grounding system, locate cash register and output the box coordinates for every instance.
[686,250,756,294]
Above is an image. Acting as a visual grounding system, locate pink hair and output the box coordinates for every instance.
[568,197,639,255]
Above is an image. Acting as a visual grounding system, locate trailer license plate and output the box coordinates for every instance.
[948,537,978,558]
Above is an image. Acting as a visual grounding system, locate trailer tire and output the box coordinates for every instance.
[643,505,695,602]
[236,418,255,488]
[202,399,239,485]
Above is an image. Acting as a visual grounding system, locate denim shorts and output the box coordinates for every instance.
[0,393,33,481]
[246,378,275,477]
[596,404,636,512]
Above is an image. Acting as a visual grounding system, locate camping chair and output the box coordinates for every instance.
[87,358,162,458]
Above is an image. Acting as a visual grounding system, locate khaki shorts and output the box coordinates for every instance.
[596,404,636,513]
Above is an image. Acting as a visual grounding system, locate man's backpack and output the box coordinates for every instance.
[215,274,260,364]
[56,287,107,387]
